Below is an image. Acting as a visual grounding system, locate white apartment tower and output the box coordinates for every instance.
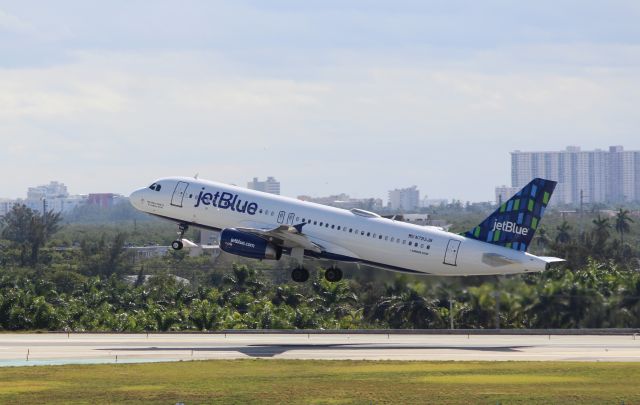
[247,177,281,195]
[388,186,420,211]
[508,146,640,205]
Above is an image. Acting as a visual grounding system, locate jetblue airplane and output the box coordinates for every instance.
[129,177,563,282]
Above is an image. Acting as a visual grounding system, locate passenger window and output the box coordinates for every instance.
[331,225,335,229]
[379,235,383,240]
[391,237,394,242]
[385,236,388,241]
[314,221,317,225]
[319,222,323,226]
[427,245,430,249]
[349,229,353,233]
[361,231,365,236]
[325,223,329,228]
[367,232,370,237]
[259,209,263,214]
[337,226,341,230]
[302,218,305,222]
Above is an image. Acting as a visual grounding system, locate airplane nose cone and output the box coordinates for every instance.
[129,188,146,210]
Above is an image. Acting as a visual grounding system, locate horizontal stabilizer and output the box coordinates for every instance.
[538,256,565,264]
[482,253,520,267]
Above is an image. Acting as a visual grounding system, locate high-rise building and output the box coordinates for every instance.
[247,177,280,195]
[388,186,420,211]
[506,146,640,205]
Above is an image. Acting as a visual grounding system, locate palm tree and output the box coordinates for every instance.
[591,215,611,246]
[614,208,633,245]
[535,227,551,253]
[555,221,572,244]
[373,287,443,329]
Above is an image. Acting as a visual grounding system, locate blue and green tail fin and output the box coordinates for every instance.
[465,178,557,252]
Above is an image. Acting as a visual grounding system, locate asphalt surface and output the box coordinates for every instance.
[1,333,640,366]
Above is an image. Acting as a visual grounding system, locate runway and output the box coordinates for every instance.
[1,333,639,366]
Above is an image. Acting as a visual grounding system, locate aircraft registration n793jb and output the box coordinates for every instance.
[129,177,563,282]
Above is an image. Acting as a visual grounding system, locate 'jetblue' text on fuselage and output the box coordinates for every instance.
[194,189,258,215]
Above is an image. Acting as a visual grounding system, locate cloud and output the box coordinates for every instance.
[1,42,639,200]
[0,8,36,36]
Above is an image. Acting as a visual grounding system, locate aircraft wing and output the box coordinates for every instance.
[236,222,323,253]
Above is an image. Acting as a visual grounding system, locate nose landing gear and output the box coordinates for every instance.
[171,223,189,250]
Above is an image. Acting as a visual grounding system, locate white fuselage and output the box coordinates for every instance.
[130,177,550,276]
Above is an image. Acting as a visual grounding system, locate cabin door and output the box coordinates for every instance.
[171,181,189,207]
[443,239,461,266]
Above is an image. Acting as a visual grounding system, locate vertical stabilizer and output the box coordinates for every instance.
[465,178,557,252]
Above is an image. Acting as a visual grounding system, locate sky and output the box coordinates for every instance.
[1,1,640,202]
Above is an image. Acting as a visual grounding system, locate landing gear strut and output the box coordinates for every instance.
[171,223,188,250]
[324,267,343,282]
[291,267,309,283]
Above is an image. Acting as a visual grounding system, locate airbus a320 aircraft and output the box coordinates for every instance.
[130,177,563,282]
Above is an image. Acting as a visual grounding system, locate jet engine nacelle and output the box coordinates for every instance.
[219,228,282,260]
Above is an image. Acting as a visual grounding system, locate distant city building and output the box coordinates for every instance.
[505,146,640,205]
[388,186,420,211]
[27,181,69,200]
[298,194,383,211]
[87,193,124,208]
[0,181,123,216]
[247,177,280,195]
[0,199,18,217]
[200,229,219,245]
[421,197,448,208]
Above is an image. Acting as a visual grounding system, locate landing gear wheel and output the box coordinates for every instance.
[171,223,189,250]
[291,267,309,283]
[324,267,343,282]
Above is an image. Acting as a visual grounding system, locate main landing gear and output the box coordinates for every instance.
[324,266,343,282]
[290,266,343,283]
[291,267,309,283]
[171,223,188,250]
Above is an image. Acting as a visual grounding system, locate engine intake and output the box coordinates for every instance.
[219,228,282,260]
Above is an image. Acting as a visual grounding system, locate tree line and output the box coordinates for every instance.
[0,203,639,331]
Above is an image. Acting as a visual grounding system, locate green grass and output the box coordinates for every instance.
[0,360,639,404]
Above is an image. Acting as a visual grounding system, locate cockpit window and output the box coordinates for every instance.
[148,183,162,191]
[155,184,161,191]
